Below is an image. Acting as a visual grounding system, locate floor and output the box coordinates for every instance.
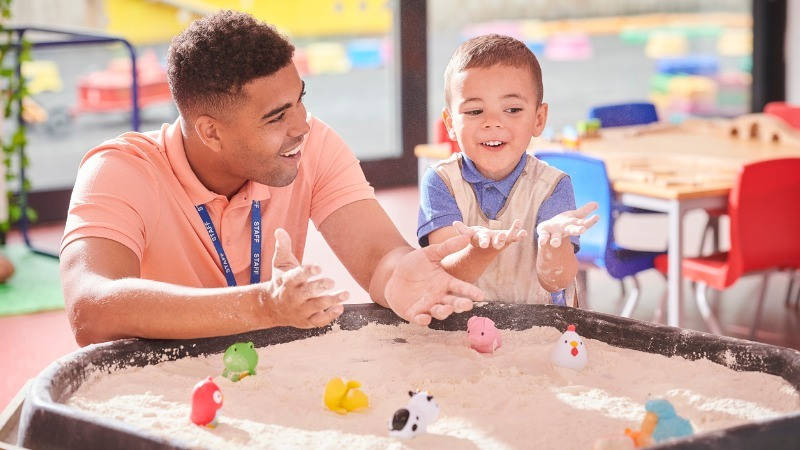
[1,185,799,411]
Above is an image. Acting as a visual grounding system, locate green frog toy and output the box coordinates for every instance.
[222,342,258,382]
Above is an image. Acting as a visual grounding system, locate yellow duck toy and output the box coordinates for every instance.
[324,377,369,414]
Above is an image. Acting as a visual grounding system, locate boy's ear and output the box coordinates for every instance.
[194,115,223,153]
[532,102,549,137]
[442,108,456,140]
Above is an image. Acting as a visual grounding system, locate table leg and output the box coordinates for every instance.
[667,200,685,327]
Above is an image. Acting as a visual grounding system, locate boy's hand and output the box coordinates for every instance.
[536,202,600,248]
[453,219,527,250]
[263,228,348,328]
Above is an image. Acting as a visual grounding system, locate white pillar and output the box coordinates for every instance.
[788,0,800,103]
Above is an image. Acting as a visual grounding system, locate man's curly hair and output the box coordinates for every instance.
[167,10,295,119]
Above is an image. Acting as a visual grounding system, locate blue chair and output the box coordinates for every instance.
[589,102,658,128]
[588,102,671,217]
[535,151,665,317]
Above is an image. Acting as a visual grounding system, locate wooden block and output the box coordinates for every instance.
[414,143,452,159]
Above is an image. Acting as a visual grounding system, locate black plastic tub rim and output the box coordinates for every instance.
[19,303,800,450]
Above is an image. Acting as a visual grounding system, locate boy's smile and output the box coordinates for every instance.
[444,64,547,180]
[480,140,508,152]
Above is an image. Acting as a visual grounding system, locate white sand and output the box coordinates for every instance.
[68,323,800,449]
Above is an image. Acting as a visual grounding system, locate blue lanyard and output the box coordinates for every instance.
[195,200,262,287]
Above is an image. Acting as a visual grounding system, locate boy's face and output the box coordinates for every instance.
[444,64,547,180]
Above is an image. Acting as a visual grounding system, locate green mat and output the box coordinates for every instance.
[0,244,63,316]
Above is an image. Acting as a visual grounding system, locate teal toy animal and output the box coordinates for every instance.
[646,399,694,443]
[222,342,258,382]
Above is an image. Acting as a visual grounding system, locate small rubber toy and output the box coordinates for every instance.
[646,399,694,443]
[624,410,657,448]
[623,399,693,447]
[190,376,223,428]
[222,342,258,382]
[550,324,588,370]
[561,125,580,149]
[577,118,601,138]
[324,377,369,414]
[389,390,440,439]
[467,316,502,354]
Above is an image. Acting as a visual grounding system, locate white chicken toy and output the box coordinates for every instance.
[550,324,588,370]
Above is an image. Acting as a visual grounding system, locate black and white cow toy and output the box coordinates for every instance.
[388,390,440,438]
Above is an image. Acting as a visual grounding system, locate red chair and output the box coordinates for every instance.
[655,158,800,337]
[764,102,800,309]
[764,101,800,130]
[434,117,460,153]
[699,102,800,272]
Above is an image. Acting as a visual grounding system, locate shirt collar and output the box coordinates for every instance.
[460,153,528,198]
[163,119,271,206]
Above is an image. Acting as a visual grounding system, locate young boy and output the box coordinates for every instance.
[418,34,598,306]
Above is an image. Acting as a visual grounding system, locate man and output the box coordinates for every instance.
[59,11,482,346]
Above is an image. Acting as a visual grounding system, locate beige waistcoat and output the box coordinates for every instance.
[433,153,578,306]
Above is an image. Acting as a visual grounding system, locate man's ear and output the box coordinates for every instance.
[194,115,223,153]
[532,102,549,137]
[442,108,456,141]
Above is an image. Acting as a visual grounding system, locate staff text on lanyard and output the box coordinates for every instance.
[196,200,262,287]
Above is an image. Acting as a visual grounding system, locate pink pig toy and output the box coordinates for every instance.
[467,316,502,354]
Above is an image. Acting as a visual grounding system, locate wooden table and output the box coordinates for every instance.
[577,117,800,327]
[414,115,800,328]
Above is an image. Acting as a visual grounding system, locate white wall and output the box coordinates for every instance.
[788,0,800,103]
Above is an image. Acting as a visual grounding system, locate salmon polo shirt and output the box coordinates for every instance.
[61,117,375,287]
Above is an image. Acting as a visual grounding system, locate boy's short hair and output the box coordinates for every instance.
[444,34,543,107]
[167,10,295,119]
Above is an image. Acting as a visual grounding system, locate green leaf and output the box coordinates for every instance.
[9,204,20,222]
[12,128,25,145]
[0,11,34,230]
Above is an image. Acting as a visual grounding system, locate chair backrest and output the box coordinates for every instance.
[588,102,659,128]
[728,158,800,279]
[534,152,612,265]
[434,117,460,153]
[764,101,800,130]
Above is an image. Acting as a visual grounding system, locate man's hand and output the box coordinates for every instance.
[453,219,527,250]
[385,235,485,326]
[262,228,348,328]
[536,202,600,248]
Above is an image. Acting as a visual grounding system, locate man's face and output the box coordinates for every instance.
[444,64,547,180]
[217,63,310,187]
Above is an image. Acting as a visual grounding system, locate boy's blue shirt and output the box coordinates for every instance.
[417,153,578,306]
[417,153,580,249]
